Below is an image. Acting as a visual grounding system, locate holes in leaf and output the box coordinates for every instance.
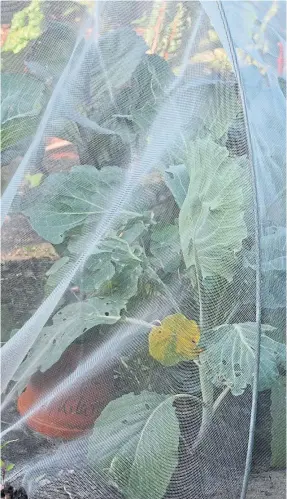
[105,312,109,316]
[234,363,242,377]
[166,171,174,179]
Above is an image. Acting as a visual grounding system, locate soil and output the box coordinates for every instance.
[247,471,286,498]
[1,216,58,342]
[9,470,286,499]
[1,484,28,499]
[1,214,52,255]
[5,451,286,499]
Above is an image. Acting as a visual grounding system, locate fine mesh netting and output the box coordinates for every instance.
[0,2,286,499]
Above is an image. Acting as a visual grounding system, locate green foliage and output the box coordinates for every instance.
[179,138,248,282]
[149,224,181,273]
[46,235,143,297]
[76,50,172,166]
[25,21,78,82]
[2,0,43,54]
[132,2,192,62]
[121,54,173,130]
[1,440,18,484]
[13,297,127,391]
[21,166,142,244]
[244,226,286,309]
[46,256,70,278]
[164,164,189,208]
[90,28,147,104]
[200,323,285,396]
[1,74,46,151]
[88,391,180,499]
[203,85,241,141]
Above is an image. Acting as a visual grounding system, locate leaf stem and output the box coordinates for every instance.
[212,386,230,414]
[192,251,214,449]
[198,362,213,433]
[224,301,240,324]
[194,250,204,329]
[121,317,153,329]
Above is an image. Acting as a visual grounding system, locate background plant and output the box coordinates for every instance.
[0,440,18,486]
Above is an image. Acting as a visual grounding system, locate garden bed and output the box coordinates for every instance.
[2,386,283,499]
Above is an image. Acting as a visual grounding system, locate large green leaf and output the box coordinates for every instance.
[90,28,147,104]
[67,27,147,124]
[76,255,115,294]
[1,116,40,152]
[46,254,116,295]
[46,235,143,298]
[25,21,78,81]
[246,227,286,273]
[164,164,189,208]
[1,74,46,124]
[204,85,241,141]
[88,391,180,499]
[123,54,173,130]
[21,166,142,244]
[105,262,143,302]
[119,221,147,244]
[243,226,286,309]
[13,296,126,390]
[1,74,46,151]
[179,138,248,282]
[150,224,181,273]
[77,53,171,167]
[200,323,285,396]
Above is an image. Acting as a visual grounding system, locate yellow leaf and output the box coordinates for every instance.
[149,313,201,366]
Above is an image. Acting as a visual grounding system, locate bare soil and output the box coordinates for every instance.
[6,462,287,499]
[247,470,286,498]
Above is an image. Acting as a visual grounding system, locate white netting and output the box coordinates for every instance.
[1,2,286,499]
